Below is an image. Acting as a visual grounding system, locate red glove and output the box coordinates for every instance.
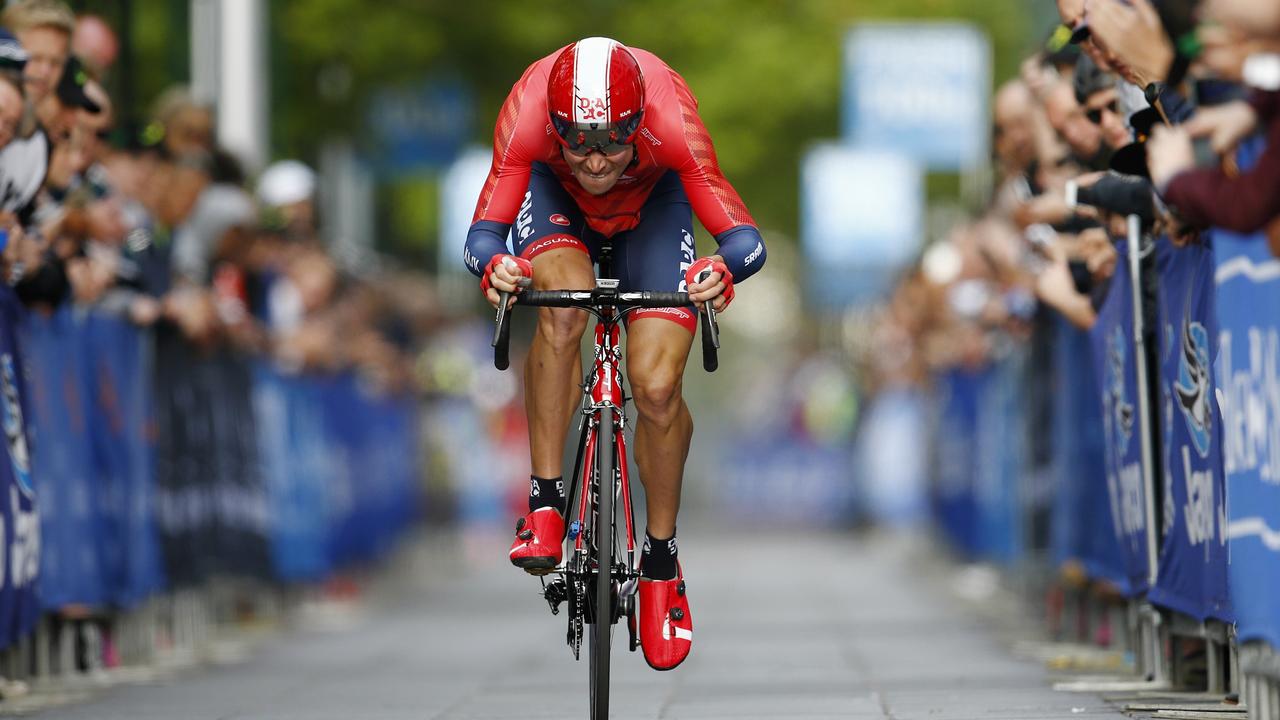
[480,254,534,297]
[684,257,734,308]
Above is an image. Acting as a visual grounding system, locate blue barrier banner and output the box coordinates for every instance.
[0,287,37,646]
[1089,244,1151,595]
[24,309,105,610]
[81,314,163,608]
[1051,319,1130,588]
[25,310,167,612]
[1150,238,1232,622]
[154,335,270,585]
[1214,225,1280,646]
[974,354,1026,563]
[253,366,333,582]
[934,367,984,557]
[254,367,420,581]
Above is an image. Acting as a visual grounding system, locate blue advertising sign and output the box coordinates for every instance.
[1214,212,1280,645]
[1149,238,1232,622]
[800,145,923,307]
[0,286,36,645]
[1052,319,1131,588]
[974,353,1027,564]
[1089,243,1151,595]
[81,314,163,608]
[843,23,991,170]
[24,309,102,611]
[933,367,985,557]
[367,78,474,174]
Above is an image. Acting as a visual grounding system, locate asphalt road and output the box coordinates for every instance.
[23,528,1126,719]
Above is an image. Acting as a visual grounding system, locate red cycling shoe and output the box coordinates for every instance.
[508,507,564,574]
[636,566,692,670]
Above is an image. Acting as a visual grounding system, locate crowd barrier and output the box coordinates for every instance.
[0,300,421,687]
[928,143,1280,717]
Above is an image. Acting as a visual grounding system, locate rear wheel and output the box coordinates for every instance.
[589,408,614,720]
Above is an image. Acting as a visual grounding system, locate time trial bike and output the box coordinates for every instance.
[491,240,719,720]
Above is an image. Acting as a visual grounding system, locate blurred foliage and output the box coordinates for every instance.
[85,0,1040,261]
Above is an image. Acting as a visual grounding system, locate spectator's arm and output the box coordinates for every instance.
[1248,90,1280,124]
[1163,120,1280,233]
[1035,259,1097,330]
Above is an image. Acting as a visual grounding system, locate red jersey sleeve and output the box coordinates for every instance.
[644,62,756,237]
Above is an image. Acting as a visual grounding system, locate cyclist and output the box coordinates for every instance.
[463,37,766,671]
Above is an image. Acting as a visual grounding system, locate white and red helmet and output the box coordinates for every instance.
[547,37,645,155]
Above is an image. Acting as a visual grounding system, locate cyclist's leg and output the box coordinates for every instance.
[617,172,697,670]
[513,164,600,485]
[616,171,697,540]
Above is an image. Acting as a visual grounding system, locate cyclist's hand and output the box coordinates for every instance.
[685,256,734,312]
[481,254,533,309]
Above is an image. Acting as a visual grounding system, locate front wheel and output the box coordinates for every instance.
[589,407,614,720]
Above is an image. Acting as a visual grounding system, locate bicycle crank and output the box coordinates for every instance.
[619,577,639,652]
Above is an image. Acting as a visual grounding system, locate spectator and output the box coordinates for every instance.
[1074,54,1131,152]
[171,174,255,286]
[1044,79,1106,168]
[993,80,1037,182]
[2,0,73,126]
[145,85,213,162]
[256,160,317,241]
[1145,0,1280,235]
[70,13,117,78]
[1078,0,1173,89]
[0,31,45,223]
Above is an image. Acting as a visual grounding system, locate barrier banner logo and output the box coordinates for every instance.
[1175,319,1212,458]
[1150,239,1232,622]
[1108,326,1135,450]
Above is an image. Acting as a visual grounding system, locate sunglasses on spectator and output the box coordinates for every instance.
[1085,100,1119,125]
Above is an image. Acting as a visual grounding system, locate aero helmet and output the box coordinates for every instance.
[547,37,645,155]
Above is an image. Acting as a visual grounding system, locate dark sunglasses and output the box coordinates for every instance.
[551,114,642,156]
[1086,100,1119,125]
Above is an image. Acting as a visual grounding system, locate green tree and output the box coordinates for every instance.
[277,1,1039,259]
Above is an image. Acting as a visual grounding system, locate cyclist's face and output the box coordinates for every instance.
[562,144,633,196]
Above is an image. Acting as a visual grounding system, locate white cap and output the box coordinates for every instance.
[256,160,316,207]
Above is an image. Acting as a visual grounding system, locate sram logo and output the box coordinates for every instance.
[744,241,764,266]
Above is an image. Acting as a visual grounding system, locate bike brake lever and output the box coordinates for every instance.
[493,291,513,370]
[696,270,721,350]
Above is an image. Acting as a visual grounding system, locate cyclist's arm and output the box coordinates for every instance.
[463,220,512,278]
[662,78,766,282]
[713,225,766,282]
[463,67,541,278]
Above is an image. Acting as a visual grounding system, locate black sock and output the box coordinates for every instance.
[641,530,678,580]
[529,475,566,514]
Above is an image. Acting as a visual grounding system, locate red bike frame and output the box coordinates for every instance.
[572,317,638,577]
